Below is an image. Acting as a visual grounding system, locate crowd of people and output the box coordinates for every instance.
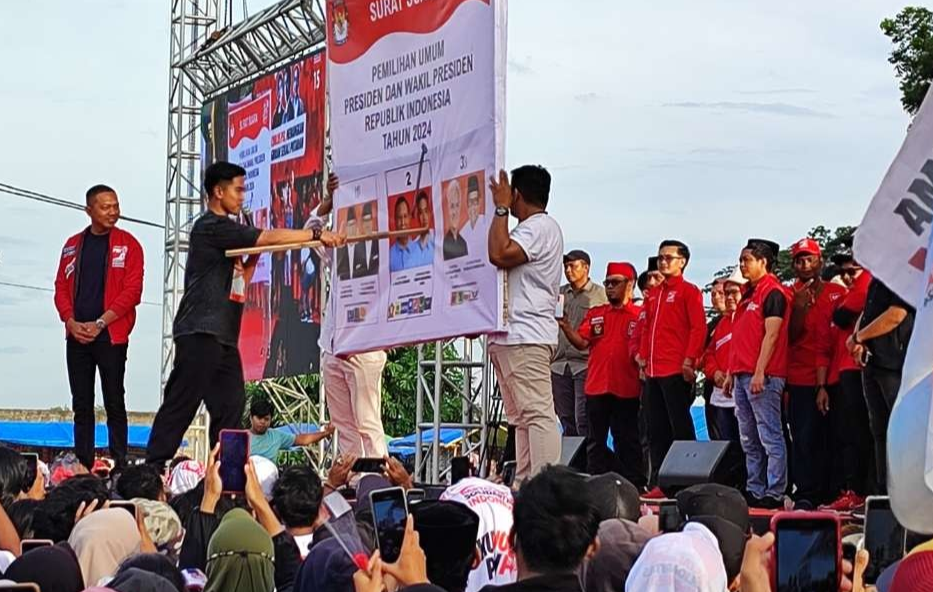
[0,444,932,592]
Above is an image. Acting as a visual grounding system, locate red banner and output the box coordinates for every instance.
[327,0,490,64]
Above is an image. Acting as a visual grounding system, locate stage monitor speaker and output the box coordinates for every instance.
[658,440,737,497]
[559,436,587,472]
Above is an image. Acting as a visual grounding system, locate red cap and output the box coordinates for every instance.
[791,238,821,258]
[891,551,933,592]
[606,262,636,281]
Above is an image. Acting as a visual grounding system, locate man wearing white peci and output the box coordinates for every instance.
[487,164,565,485]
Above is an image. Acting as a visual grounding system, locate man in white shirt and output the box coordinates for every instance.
[488,165,564,483]
[460,175,486,258]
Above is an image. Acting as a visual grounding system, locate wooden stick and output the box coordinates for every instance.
[225,227,429,257]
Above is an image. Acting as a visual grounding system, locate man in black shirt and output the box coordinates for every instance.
[145,162,344,467]
[846,278,915,493]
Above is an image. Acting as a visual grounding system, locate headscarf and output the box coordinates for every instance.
[69,508,142,586]
[4,543,84,592]
[584,519,651,592]
[132,498,185,554]
[295,537,356,592]
[167,460,205,497]
[205,508,275,592]
[249,455,279,500]
[108,567,181,592]
[625,522,729,592]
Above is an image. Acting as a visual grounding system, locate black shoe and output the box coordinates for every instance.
[744,491,763,506]
[794,499,815,511]
[754,496,784,510]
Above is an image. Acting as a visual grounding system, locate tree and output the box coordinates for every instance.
[881,7,933,115]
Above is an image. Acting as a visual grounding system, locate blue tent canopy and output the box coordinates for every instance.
[0,421,172,449]
[388,428,465,453]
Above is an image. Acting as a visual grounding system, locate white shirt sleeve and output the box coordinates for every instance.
[510,217,547,263]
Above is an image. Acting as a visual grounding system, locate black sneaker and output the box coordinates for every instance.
[754,496,785,510]
[744,491,763,506]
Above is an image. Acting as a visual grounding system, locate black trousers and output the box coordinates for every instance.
[709,405,747,491]
[585,395,647,489]
[146,334,247,467]
[645,375,695,483]
[787,384,831,504]
[862,365,902,494]
[66,340,128,469]
[828,371,875,496]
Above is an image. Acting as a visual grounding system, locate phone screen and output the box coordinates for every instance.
[775,519,838,592]
[659,501,681,533]
[501,461,517,487]
[220,430,249,493]
[450,456,470,485]
[351,457,387,473]
[370,488,408,563]
[864,498,905,584]
[19,539,52,554]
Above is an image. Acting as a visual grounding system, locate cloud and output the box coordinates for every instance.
[736,88,817,96]
[663,101,834,119]
[0,346,26,355]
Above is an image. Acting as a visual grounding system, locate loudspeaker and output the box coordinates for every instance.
[658,440,739,497]
[559,436,587,471]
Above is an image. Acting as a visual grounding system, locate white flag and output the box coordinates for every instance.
[887,227,933,533]
[854,85,933,305]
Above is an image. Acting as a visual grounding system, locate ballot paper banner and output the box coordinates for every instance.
[854,85,933,305]
[325,0,507,354]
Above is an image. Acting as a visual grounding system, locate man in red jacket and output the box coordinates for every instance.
[560,262,646,488]
[822,252,875,511]
[636,241,706,497]
[786,238,847,508]
[54,184,144,470]
[725,239,789,509]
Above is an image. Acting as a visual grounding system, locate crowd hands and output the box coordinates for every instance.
[0,438,930,592]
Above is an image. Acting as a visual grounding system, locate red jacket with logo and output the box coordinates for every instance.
[787,280,847,386]
[53,227,144,345]
[729,274,791,378]
[637,275,707,378]
[828,271,873,384]
[578,302,642,398]
[702,313,734,379]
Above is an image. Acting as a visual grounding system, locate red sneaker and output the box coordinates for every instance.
[821,491,857,512]
[641,487,666,500]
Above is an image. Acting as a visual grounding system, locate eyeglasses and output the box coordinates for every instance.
[840,267,862,277]
[657,255,684,263]
[604,279,627,287]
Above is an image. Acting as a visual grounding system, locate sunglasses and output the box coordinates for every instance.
[840,267,862,277]
[604,279,628,287]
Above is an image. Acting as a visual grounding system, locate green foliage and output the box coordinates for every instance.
[881,7,933,115]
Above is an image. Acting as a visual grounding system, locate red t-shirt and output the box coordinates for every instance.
[827,271,873,384]
[787,280,847,386]
[579,302,642,398]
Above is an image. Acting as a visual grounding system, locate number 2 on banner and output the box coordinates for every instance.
[405,172,412,186]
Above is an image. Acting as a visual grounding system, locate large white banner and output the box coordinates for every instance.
[854,85,933,304]
[887,228,933,533]
[326,0,507,354]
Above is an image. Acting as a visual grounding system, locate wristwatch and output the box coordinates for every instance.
[495,206,509,217]
[95,318,106,331]
[311,226,323,241]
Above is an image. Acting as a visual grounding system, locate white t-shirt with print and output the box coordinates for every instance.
[441,478,518,592]
[490,213,564,346]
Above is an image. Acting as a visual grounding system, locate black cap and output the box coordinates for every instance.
[689,515,747,583]
[563,249,591,265]
[467,175,480,194]
[675,483,749,534]
[586,472,641,522]
[745,238,780,258]
[362,202,374,219]
[411,500,480,562]
[831,250,855,266]
[647,256,659,272]
[346,206,357,222]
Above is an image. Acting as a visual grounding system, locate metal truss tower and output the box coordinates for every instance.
[163,0,328,462]
[414,337,499,484]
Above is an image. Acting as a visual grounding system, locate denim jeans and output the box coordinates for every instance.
[734,373,787,500]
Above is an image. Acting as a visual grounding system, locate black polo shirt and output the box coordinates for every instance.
[862,278,915,371]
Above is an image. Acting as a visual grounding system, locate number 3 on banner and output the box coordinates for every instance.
[460,155,467,170]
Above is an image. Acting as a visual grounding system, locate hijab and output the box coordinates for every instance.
[4,543,84,592]
[69,508,142,586]
[584,519,650,592]
[205,508,275,592]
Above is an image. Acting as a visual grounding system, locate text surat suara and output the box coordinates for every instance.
[369,0,444,22]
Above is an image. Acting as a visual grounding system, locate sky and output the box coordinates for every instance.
[0,0,914,411]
